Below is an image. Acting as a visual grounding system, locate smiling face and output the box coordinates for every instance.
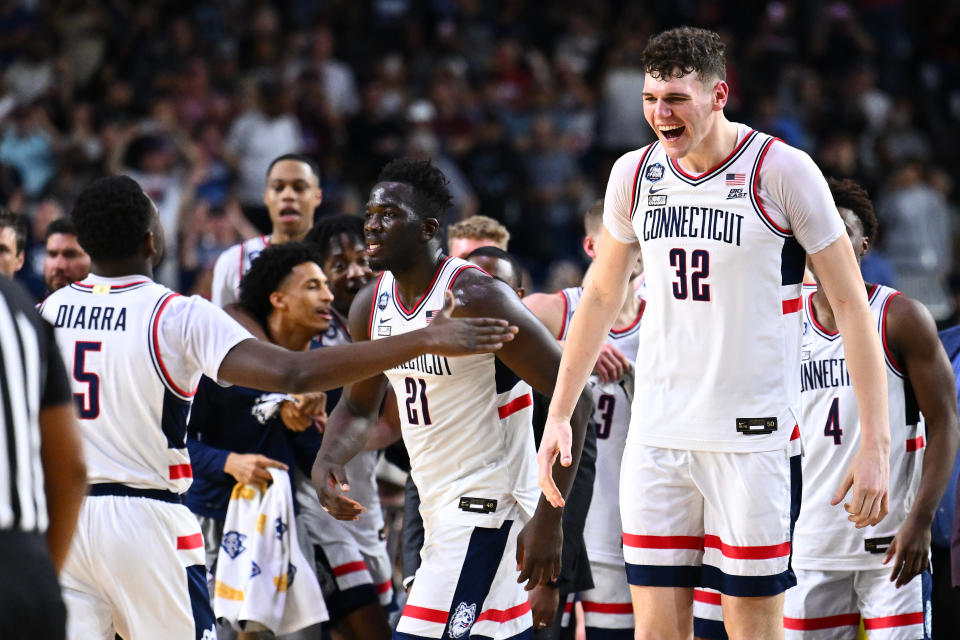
[323,232,374,316]
[642,70,727,160]
[364,181,436,272]
[264,160,322,238]
[270,261,334,333]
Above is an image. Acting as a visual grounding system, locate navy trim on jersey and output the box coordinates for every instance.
[368,272,386,339]
[748,137,792,239]
[583,628,634,640]
[624,563,701,588]
[187,563,217,640]
[494,359,521,395]
[780,237,805,286]
[393,257,453,320]
[628,142,657,222]
[87,483,183,503]
[806,293,840,342]
[68,280,151,294]
[312,544,379,622]
[693,616,729,640]
[667,131,759,186]
[161,389,191,450]
[700,565,796,598]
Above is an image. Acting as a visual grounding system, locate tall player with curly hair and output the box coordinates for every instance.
[539,27,893,639]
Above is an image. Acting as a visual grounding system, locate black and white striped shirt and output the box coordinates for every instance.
[0,276,71,533]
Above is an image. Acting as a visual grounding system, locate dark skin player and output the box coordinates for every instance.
[312,165,593,591]
[808,179,959,588]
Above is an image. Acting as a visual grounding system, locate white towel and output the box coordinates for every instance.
[213,468,329,635]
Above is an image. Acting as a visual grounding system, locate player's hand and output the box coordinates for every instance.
[529,583,559,631]
[280,392,327,432]
[537,415,574,508]
[311,456,365,521]
[516,510,562,590]
[422,290,518,356]
[224,453,287,486]
[593,343,631,383]
[831,442,889,528]
[882,516,930,588]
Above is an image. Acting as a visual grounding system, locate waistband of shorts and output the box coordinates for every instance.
[87,483,183,504]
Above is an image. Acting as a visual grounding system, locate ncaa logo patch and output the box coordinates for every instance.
[645,162,665,182]
[378,292,389,310]
[448,602,476,638]
[221,531,247,559]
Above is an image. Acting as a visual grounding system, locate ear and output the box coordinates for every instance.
[421,217,440,241]
[14,251,24,271]
[315,188,323,206]
[269,290,286,312]
[713,80,729,111]
[144,231,159,261]
[861,237,870,256]
[582,235,597,260]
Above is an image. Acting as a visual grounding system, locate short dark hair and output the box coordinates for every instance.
[70,175,154,261]
[238,242,326,331]
[641,26,726,82]
[826,177,879,244]
[466,245,523,291]
[304,214,365,262]
[0,208,26,254]
[45,216,78,241]
[266,153,321,183]
[376,158,453,221]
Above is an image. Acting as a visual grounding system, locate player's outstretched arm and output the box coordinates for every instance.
[810,236,891,527]
[882,295,959,587]
[542,228,639,506]
[217,290,517,393]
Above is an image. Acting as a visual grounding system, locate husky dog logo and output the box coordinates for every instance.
[448,602,476,638]
[221,531,247,559]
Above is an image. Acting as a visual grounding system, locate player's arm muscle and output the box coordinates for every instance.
[889,295,959,526]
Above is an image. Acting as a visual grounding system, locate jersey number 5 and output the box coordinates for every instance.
[404,377,432,425]
[74,341,101,419]
[669,248,710,301]
[824,397,842,445]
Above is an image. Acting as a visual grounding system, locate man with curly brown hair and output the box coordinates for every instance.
[539,26,892,639]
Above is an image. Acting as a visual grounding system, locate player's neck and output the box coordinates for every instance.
[269,228,308,246]
[90,260,152,279]
[675,116,738,175]
[267,313,315,351]
[392,248,446,311]
[614,281,642,330]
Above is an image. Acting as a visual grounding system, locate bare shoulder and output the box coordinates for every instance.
[346,277,383,342]
[523,292,566,338]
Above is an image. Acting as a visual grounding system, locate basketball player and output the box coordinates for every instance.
[211,153,322,307]
[539,27,892,639]
[312,158,593,640]
[39,175,517,640]
[526,201,644,639]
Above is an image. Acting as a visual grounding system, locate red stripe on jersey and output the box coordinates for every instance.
[152,294,195,398]
[611,298,645,334]
[563,601,573,613]
[169,464,193,479]
[880,292,904,373]
[476,601,532,623]
[556,291,569,340]
[790,425,800,441]
[781,297,802,314]
[177,533,203,550]
[376,580,392,594]
[703,535,790,559]
[332,560,368,577]
[752,138,791,235]
[806,293,838,336]
[622,534,704,550]
[498,393,533,419]
[906,436,925,452]
[863,612,924,629]
[581,601,633,614]
[694,589,721,606]
[783,614,860,630]
[402,604,449,624]
[71,280,149,290]
[669,131,754,180]
[368,272,386,339]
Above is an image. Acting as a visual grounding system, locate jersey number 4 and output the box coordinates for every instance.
[824,397,842,445]
[404,377,432,425]
[669,248,710,301]
[73,341,101,419]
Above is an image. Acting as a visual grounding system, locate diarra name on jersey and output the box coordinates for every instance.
[53,304,127,332]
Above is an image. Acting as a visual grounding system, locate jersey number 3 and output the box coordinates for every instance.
[73,341,101,419]
[669,248,710,301]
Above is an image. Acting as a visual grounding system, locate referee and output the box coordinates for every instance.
[0,274,86,638]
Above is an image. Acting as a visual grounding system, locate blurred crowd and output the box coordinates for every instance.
[1,0,958,320]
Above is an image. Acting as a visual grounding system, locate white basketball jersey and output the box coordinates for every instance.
[211,235,270,307]
[370,257,539,527]
[39,274,252,492]
[792,284,923,570]
[559,286,644,564]
[603,124,844,451]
